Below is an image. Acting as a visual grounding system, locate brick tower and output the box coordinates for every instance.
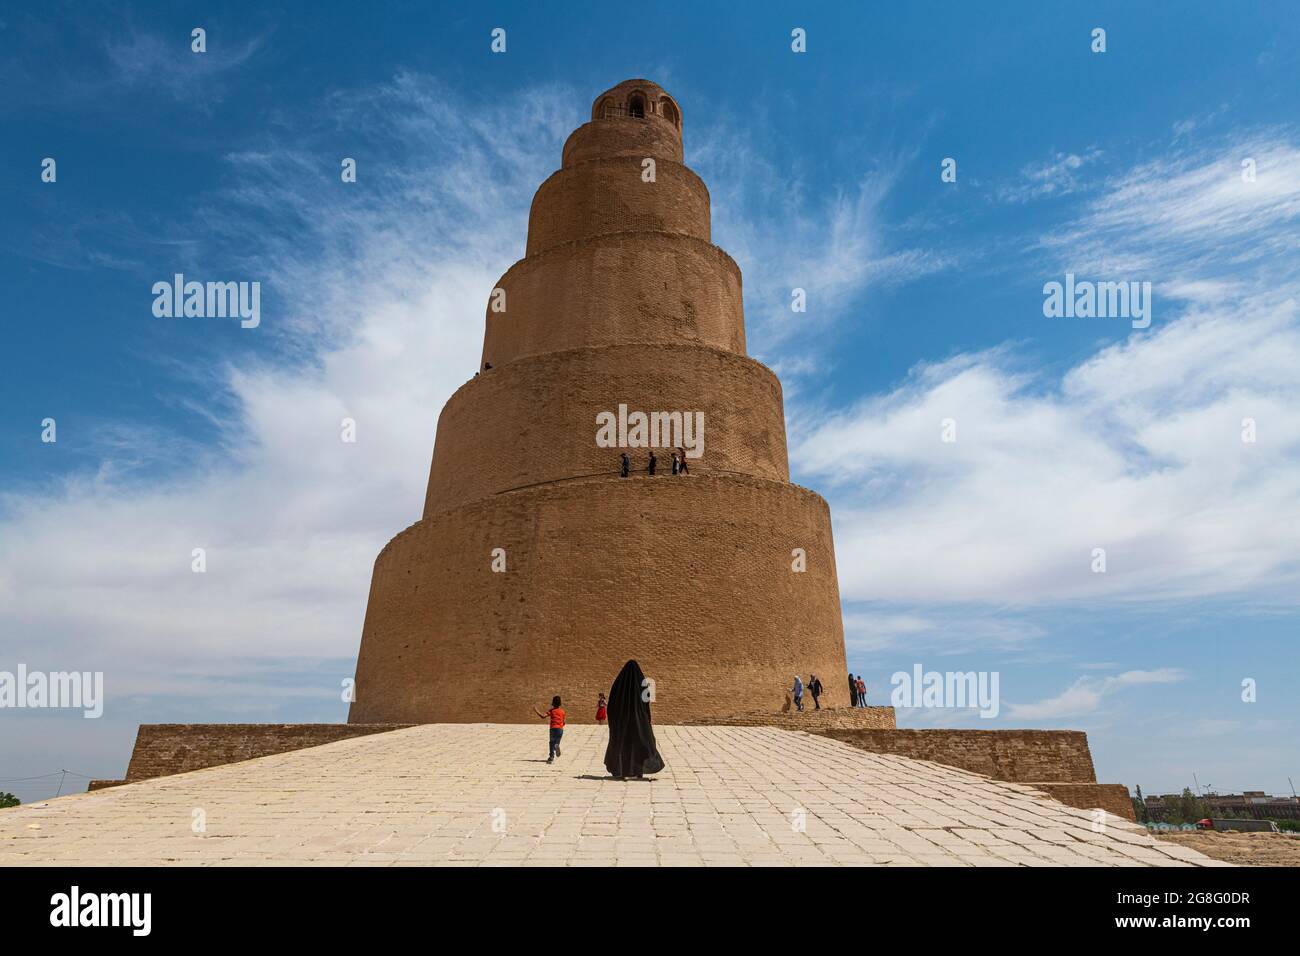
[348,79,849,724]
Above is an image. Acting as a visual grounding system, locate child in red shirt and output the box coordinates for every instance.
[596,693,607,724]
[533,695,566,763]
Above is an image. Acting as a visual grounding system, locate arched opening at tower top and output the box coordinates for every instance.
[628,94,645,118]
[661,98,679,127]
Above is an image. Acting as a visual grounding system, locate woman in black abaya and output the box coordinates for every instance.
[603,659,665,779]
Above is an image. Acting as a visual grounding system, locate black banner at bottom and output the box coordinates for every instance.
[0,864,1279,940]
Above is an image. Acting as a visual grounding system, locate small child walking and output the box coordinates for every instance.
[534,695,566,763]
[595,692,607,724]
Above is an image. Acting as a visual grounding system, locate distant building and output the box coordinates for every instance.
[1144,790,1300,822]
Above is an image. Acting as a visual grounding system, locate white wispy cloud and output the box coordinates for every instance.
[1006,668,1186,720]
[793,133,1300,608]
[0,75,576,701]
[843,609,1045,654]
[102,24,268,104]
[1038,134,1300,283]
[997,148,1103,203]
[691,118,950,364]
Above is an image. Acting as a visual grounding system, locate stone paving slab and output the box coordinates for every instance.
[0,725,1227,867]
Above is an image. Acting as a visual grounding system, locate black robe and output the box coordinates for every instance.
[603,659,665,778]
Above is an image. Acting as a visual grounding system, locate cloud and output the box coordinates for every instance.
[843,609,1045,655]
[792,134,1300,607]
[691,118,950,364]
[1006,668,1186,720]
[997,148,1103,203]
[0,74,576,702]
[1037,134,1300,285]
[0,14,270,116]
[102,24,268,105]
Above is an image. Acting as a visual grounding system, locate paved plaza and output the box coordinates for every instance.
[0,725,1224,866]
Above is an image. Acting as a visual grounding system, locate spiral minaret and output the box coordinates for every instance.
[349,80,849,723]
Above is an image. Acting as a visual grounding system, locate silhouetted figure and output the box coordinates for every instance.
[809,673,823,710]
[603,660,664,779]
[677,447,690,474]
[648,450,657,476]
[848,673,859,708]
[620,453,630,478]
[671,452,680,475]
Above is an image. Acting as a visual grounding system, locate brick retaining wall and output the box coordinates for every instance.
[122,723,414,782]
[820,729,1098,784]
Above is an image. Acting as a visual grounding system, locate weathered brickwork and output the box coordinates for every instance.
[120,723,413,782]
[354,474,847,724]
[684,706,897,731]
[821,729,1098,784]
[424,344,788,513]
[1031,783,1137,822]
[482,232,745,367]
[526,157,710,255]
[350,78,853,725]
[563,80,684,167]
[563,118,683,167]
[816,728,1134,820]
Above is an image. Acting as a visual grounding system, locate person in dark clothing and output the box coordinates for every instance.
[603,660,665,779]
[648,450,657,476]
[848,673,859,708]
[809,673,823,710]
[671,452,680,475]
[620,452,630,478]
[677,447,690,474]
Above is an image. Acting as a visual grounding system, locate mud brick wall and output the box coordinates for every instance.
[821,729,1098,784]
[353,474,848,726]
[686,706,896,731]
[1031,783,1136,822]
[123,723,413,782]
[527,157,710,255]
[426,344,787,513]
[482,233,745,368]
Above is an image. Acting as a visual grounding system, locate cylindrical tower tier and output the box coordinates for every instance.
[526,157,710,256]
[563,118,684,167]
[425,343,789,515]
[482,231,745,368]
[350,475,848,724]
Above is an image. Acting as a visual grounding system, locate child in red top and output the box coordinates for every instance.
[595,693,607,724]
[533,695,565,763]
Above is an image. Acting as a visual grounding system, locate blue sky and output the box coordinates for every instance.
[2,1,1298,803]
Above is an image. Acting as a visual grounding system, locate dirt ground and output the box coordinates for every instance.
[1154,830,1300,866]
